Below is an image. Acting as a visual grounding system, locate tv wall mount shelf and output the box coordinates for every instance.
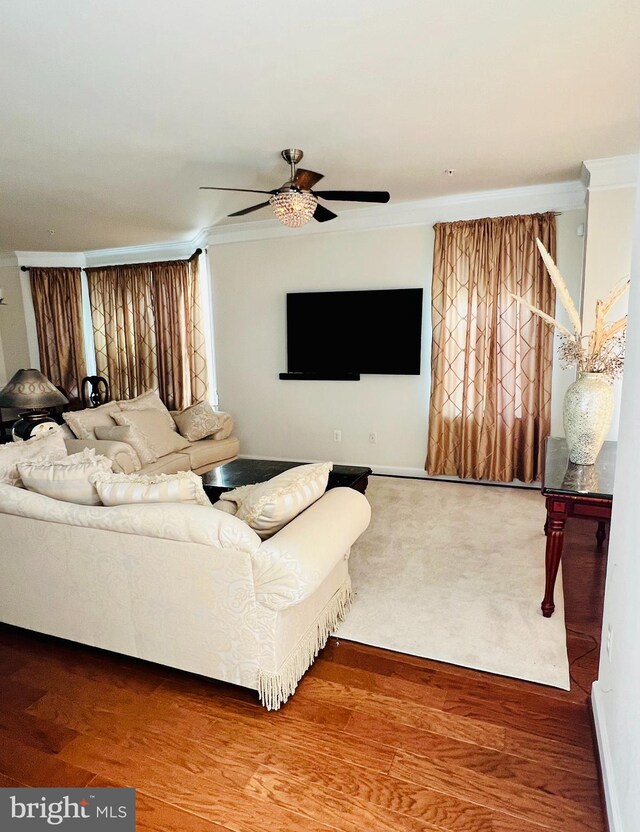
[279,371,360,381]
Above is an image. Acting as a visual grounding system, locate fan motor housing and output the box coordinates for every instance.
[281,148,304,165]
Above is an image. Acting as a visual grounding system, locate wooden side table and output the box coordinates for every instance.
[541,438,615,617]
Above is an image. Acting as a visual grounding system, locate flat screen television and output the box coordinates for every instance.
[285,288,423,377]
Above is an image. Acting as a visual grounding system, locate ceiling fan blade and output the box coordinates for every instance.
[200,186,275,194]
[313,203,338,223]
[313,190,390,203]
[293,168,324,190]
[227,201,271,217]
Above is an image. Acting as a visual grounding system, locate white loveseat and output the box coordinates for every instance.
[0,482,370,709]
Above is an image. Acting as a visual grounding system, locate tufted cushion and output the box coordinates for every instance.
[0,426,68,487]
[62,401,120,440]
[18,448,112,505]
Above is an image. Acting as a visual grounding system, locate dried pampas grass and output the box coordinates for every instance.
[511,239,629,380]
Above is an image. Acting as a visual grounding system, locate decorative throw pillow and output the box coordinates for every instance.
[118,390,175,429]
[94,425,144,471]
[92,470,211,507]
[218,482,259,516]
[103,416,158,466]
[113,409,190,458]
[210,412,234,441]
[18,448,113,505]
[227,462,333,539]
[0,426,68,487]
[62,401,120,440]
[174,401,230,442]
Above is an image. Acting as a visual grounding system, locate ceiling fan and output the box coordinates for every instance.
[200,149,390,228]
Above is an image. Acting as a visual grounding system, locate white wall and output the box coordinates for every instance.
[0,261,32,382]
[591,161,640,832]
[210,206,585,474]
[211,225,432,470]
[581,184,636,440]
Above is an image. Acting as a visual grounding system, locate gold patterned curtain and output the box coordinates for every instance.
[86,265,158,401]
[152,257,208,410]
[86,254,208,408]
[426,212,556,483]
[29,267,87,399]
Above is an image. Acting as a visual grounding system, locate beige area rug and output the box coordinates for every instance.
[335,476,570,690]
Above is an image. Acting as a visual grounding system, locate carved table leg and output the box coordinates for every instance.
[542,498,568,618]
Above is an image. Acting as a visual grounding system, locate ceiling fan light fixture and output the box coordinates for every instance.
[269,190,317,228]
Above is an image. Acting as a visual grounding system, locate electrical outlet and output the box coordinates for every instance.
[606,625,613,659]
[333,430,342,442]
[369,432,377,444]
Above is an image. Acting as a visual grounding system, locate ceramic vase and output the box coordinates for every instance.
[563,372,614,464]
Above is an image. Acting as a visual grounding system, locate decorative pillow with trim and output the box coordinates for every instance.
[173,401,233,443]
[117,390,175,429]
[218,483,259,516]
[0,426,68,487]
[62,401,120,440]
[92,469,211,507]
[113,409,190,459]
[225,462,333,539]
[104,416,158,466]
[18,448,112,505]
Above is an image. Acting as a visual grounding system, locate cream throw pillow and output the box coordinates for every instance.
[92,470,210,507]
[94,425,144,471]
[62,401,120,440]
[223,462,333,539]
[18,448,112,505]
[101,418,158,466]
[118,390,175,429]
[113,409,190,458]
[174,402,233,442]
[0,426,68,487]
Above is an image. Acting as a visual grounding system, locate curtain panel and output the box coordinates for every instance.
[29,267,87,400]
[152,258,208,409]
[426,212,556,483]
[86,255,207,409]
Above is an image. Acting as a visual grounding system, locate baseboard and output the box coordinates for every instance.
[591,681,622,832]
[238,456,537,489]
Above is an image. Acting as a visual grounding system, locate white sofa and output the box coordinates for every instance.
[0,482,371,709]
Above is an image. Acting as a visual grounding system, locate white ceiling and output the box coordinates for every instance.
[1,0,639,252]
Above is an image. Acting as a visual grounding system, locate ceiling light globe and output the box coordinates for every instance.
[269,191,317,228]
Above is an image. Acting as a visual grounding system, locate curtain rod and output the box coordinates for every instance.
[21,248,203,272]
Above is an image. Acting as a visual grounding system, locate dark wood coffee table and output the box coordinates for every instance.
[201,458,372,503]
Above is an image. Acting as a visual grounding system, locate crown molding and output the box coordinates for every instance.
[83,236,199,268]
[202,180,586,246]
[8,179,587,264]
[15,251,86,268]
[582,154,640,191]
[0,252,18,268]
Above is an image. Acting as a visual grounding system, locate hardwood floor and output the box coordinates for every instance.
[0,515,607,832]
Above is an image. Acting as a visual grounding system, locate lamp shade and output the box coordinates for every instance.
[0,369,68,409]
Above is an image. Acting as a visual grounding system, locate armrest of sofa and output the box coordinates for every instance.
[64,439,140,474]
[251,487,371,611]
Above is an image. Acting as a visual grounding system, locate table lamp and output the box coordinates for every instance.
[0,369,68,440]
